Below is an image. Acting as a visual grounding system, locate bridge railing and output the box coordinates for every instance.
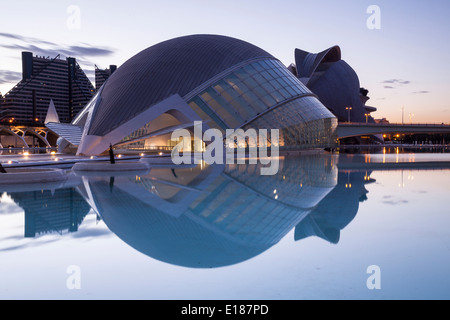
[340,122,450,127]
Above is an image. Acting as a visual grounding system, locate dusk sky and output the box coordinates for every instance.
[1,0,449,123]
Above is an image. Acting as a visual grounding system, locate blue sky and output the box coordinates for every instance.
[1,0,449,123]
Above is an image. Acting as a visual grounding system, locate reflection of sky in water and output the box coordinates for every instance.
[0,153,449,299]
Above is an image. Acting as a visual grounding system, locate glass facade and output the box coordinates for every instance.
[243,97,338,149]
[187,58,337,149]
[117,58,337,151]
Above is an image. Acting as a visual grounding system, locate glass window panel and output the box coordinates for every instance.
[218,87,235,102]
[234,68,250,81]
[290,83,303,94]
[189,101,219,128]
[267,69,279,79]
[252,62,265,72]
[243,64,257,76]
[236,99,257,122]
[273,67,287,78]
[242,91,266,113]
[191,96,228,130]
[278,88,291,99]
[252,73,266,85]
[276,77,290,88]
[215,79,232,91]
[206,88,243,119]
[242,76,258,90]
[259,60,271,70]
[229,98,253,121]
[231,82,246,96]
[201,92,214,102]
[261,94,276,107]
[269,90,285,103]
[213,83,226,94]
[271,79,283,90]
[260,71,272,81]
[252,85,269,98]
[285,85,297,96]
[262,82,275,94]
[224,74,241,88]
[206,98,241,128]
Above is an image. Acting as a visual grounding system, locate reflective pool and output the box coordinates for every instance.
[1,152,449,300]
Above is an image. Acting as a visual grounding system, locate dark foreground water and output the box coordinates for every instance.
[0,152,449,300]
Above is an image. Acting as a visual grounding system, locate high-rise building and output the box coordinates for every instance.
[0,52,95,125]
[95,64,117,90]
[8,187,91,238]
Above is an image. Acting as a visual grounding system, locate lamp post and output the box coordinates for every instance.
[346,106,352,123]
[364,113,370,124]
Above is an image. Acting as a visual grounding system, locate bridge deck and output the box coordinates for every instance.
[337,123,450,139]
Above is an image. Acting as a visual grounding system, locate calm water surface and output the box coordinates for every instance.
[0,152,449,300]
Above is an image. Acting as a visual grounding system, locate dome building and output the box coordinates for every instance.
[291,46,377,124]
[48,35,337,155]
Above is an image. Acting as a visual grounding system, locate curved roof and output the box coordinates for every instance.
[88,34,275,136]
[294,46,341,79]
[307,60,366,122]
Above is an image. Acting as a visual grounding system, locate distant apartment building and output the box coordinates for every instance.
[95,64,117,90]
[9,187,91,238]
[0,52,96,125]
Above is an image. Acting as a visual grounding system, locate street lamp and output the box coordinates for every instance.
[346,106,353,123]
[364,113,370,124]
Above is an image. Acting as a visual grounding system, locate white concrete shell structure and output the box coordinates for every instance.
[53,35,337,156]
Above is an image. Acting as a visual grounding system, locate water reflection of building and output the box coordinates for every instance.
[1,153,384,266]
[295,170,375,244]
[78,154,338,268]
[8,188,91,238]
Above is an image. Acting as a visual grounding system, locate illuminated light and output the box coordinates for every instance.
[7,161,12,164]
[35,118,39,122]
[274,195,278,200]
[50,151,56,155]
[273,189,277,194]
[117,154,123,158]
[90,156,95,159]
[23,152,29,156]
[54,158,59,161]
[140,153,145,157]
[159,152,163,156]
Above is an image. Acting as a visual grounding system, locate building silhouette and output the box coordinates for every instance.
[9,188,91,238]
[290,46,377,124]
[95,64,117,90]
[0,52,95,125]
